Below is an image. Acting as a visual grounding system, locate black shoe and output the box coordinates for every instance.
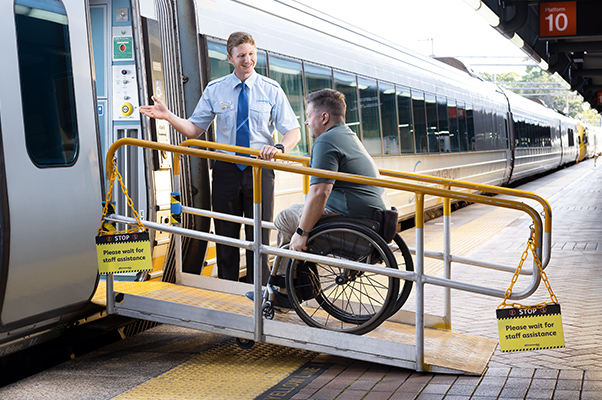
[245,289,293,310]
[245,290,265,302]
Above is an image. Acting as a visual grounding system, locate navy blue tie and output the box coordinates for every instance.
[236,82,250,170]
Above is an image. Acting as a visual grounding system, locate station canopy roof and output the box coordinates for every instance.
[474,0,602,112]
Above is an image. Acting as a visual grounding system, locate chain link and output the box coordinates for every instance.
[97,158,146,236]
[498,228,558,309]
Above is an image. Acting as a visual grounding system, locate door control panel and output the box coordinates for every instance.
[112,65,139,121]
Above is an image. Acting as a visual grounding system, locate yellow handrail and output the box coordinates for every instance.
[178,139,311,195]
[104,138,544,248]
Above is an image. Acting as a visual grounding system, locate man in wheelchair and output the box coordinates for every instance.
[246,88,395,311]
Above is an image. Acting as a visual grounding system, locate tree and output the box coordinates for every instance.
[481,67,598,119]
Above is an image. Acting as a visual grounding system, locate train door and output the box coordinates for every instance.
[0,0,101,327]
[89,0,210,279]
[90,0,175,279]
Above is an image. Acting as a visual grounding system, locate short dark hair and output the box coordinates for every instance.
[306,89,346,119]
[227,32,256,56]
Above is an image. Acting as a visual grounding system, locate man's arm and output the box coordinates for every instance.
[140,96,204,139]
[289,182,333,251]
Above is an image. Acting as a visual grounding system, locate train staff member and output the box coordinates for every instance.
[276,88,389,252]
[140,31,300,284]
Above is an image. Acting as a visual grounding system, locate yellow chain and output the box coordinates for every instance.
[97,158,146,236]
[498,228,558,309]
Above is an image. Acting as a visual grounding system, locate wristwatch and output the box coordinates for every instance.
[296,226,309,236]
[274,143,285,153]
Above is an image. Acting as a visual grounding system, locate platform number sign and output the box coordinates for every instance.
[540,2,577,37]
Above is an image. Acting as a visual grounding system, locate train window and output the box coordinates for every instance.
[493,112,503,150]
[334,71,360,136]
[15,0,78,167]
[358,77,381,154]
[207,40,267,80]
[437,96,449,152]
[568,128,575,146]
[484,110,492,150]
[412,91,427,153]
[484,109,495,150]
[379,82,399,154]
[473,106,485,151]
[447,99,459,152]
[208,41,231,80]
[457,103,468,151]
[466,104,475,150]
[269,55,307,155]
[397,86,414,153]
[425,94,439,153]
[304,63,333,94]
[255,51,267,77]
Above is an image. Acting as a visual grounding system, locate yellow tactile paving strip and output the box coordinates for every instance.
[112,340,316,400]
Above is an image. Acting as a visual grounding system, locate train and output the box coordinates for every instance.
[0,0,596,358]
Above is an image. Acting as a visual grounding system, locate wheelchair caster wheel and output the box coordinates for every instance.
[236,338,255,349]
[263,302,275,320]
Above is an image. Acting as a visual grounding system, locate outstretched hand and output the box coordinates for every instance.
[139,96,170,120]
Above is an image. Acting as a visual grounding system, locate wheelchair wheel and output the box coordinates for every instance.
[387,233,414,316]
[285,221,399,335]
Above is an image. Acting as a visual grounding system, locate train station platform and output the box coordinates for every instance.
[1,158,601,399]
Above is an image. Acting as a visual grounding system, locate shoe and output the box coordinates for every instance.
[245,290,265,302]
[245,289,293,310]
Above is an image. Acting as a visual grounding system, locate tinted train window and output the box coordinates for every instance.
[447,99,459,152]
[484,109,494,150]
[358,77,381,154]
[412,91,427,153]
[269,55,307,155]
[425,94,438,153]
[208,40,267,80]
[397,86,414,153]
[208,41,231,80]
[457,103,468,151]
[305,63,332,94]
[437,96,449,152]
[379,82,399,154]
[334,71,360,136]
[466,104,475,150]
[15,0,78,167]
[473,106,485,151]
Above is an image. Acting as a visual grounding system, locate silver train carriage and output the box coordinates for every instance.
[0,0,580,356]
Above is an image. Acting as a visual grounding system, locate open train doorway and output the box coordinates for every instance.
[88,0,210,280]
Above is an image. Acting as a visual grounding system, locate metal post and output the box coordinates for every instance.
[253,167,263,342]
[415,193,425,371]
[172,155,182,283]
[106,273,115,314]
[443,193,452,329]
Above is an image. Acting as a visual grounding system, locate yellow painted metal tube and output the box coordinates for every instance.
[105,138,544,244]
[253,167,262,204]
[178,139,311,196]
[379,168,552,234]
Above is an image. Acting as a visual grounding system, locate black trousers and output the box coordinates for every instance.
[211,161,274,284]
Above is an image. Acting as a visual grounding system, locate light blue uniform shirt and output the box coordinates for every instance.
[188,71,300,154]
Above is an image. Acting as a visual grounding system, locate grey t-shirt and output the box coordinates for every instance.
[310,122,389,219]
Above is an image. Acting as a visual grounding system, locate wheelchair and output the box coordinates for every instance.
[262,214,414,336]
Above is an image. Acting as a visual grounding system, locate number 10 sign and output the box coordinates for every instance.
[540,2,577,37]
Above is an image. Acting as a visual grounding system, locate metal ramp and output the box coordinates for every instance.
[92,280,497,375]
[96,138,555,376]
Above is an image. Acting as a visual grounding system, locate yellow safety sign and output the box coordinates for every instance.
[497,304,564,352]
[96,232,152,274]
